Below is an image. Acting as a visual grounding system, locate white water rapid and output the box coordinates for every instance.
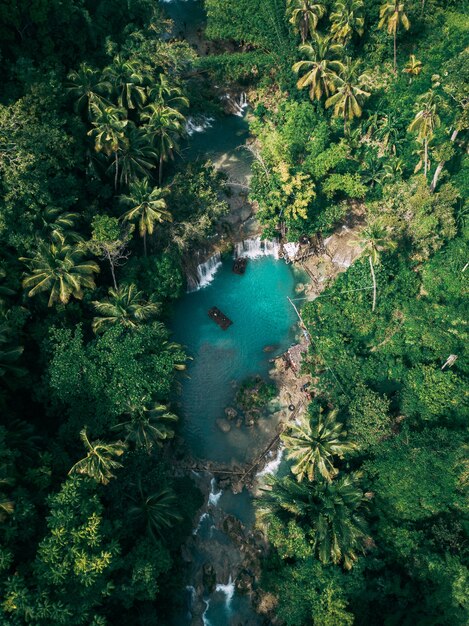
[256,446,284,478]
[208,477,222,506]
[234,238,280,259]
[221,92,248,117]
[185,115,214,136]
[188,252,222,292]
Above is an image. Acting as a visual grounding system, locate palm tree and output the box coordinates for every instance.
[106,124,158,187]
[373,112,401,154]
[120,179,172,256]
[408,91,441,177]
[403,54,423,83]
[129,481,182,541]
[92,284,160,334]
[21,240,99,307]
[68,428,126,485]
[103,55,148,111]
[281,408,355,482]
[141,104,185,185]
[353,221,396,312]
[360,153,386,188]
[39,208,83,244]
[67,63,111,116]
[330,0,365,44]
[287,0,326,44]
[88,102,128,189]
[146,74,189,111]
[293,33,345,102]
[260,472,370,569]
[113,401,178,453]
[378,1,410,73]
[325,57,370,133]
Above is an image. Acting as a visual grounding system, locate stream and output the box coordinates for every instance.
[162,1,305,623]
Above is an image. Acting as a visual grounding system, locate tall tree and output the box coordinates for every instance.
[281,408,355,482]
[92,284,160,334]
[330,0,365,44]
[107,124,159,187]
[261,472,370,569]
[146,74,189,111]
[403,54,423,83]
[113,401,178,452]
[120,179,172,256]
[129,482,182,541]
[141,103,185,185]
[325,57,370,133]
[353,220,396,311]
[287,0,326,44]
[408,91,441,178]
[88,102,128,189]
[68,428,126,485]
[67,62,111,117]
[21,240,99,307]
[378,1,410,72]
[103,54,148,111]
[293,33,345,101]
[88,215,133,290]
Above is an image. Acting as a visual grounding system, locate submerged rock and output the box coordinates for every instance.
[202,562,216,594]
[216,418,231,433]
[225,407,238,420]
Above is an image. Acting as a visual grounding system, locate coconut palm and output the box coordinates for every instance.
[353,220,396,312]
[103,55,148,111]
[373,112,402,154]
[403,54,423,83]
[120,179,172,256]
[260,472,370,569]
[281,408,355,482]
[128,481,182,541]
[21,240,99,307]
[408,91,441,177]
[39,207,83,244]
[330,0,365,44]
[360,153,386,188]
[113,401,178,453]
[92,284,160,333]
[68,428,126,485]
[293,33,345,102]
[325,57,370,133]
[67,63,111,116]
[106,124,158,187]
[378,1,410,73]
[88,102,128,189]
[141,103,185,185]
[287,0,326,44]
[146,74,189,111]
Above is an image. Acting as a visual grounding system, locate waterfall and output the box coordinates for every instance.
[193,511,210,536]
[188,252,222,292]
[256,446,284,478]
[208,477,222,507]
[202,599,211,626]
[234,238,280,259]
[215,576,235,609]
[185,115,214,136]
[221,91,248,117]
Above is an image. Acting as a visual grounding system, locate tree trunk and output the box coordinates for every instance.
[424,137,428,178]
[159,154,163,187]
[369,255,377,312]
[107,252,118,290]
[143,232,147,257]
[430,129,459,192]
[393,30,397,73]
[114,151,119,190]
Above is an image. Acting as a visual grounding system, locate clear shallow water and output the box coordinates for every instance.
[172,256,301,463]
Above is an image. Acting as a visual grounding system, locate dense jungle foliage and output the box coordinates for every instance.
[0,0,467,624]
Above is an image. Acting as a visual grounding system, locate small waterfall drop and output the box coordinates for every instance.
[185,115,214,136]
[193,511,210,536]
[215,576,235,609]
[188,252,222,292]
[257,446,284,478]
[221,91,248,117]
[234,238,280,259]
[208,477,222,507]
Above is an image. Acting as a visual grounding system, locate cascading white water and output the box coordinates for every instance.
[215,576,235,609]
[188,252,222,292]
[256,446,284,478]
[208,477,222,506]
[234,238,280,259]
[185,115,215,136]
[221,92,248,117]
[193,511,210,536]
